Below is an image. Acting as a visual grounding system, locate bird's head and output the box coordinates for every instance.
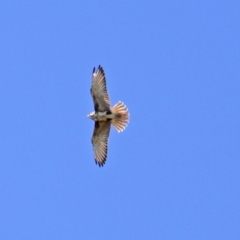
[87,111,96,120]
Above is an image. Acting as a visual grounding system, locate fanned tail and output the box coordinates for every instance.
[111,102,129,133]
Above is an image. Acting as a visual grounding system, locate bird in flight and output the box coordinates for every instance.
[88,66,129,167]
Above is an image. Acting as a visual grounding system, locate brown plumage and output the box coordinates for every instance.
[88,65,129,166]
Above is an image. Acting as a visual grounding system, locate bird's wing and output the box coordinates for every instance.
[91,66,111,112]
[91,121,111,167]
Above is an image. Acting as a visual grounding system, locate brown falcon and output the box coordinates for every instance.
[88,66,129,167]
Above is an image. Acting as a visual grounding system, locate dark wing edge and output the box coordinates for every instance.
[91,66,111,111]
[91,121,111,167]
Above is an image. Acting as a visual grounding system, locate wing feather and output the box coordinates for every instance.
[91,121,111,167]
[91,66,111,111]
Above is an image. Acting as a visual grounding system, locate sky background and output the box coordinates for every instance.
[0,1,240,239]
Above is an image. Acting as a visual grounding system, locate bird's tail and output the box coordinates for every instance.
[111,101,129,133]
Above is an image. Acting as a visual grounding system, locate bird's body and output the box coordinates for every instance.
[88,66,129,167]
[88,111,114,121]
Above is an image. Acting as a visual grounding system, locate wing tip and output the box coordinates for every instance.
[95,153,107,167]
[95,159,106,167]
[92,65,105,76]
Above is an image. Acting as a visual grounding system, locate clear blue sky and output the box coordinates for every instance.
[0,1,239,239]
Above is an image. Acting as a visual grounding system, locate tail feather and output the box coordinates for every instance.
[111,102,129,132]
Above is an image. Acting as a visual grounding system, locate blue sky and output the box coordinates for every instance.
[0,1,240,239]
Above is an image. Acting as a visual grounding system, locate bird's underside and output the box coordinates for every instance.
[88,65,129,167]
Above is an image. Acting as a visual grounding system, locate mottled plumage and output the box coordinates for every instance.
[91,66,110,112]
[88,66,129,167]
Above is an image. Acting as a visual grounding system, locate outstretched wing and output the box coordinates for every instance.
[91,66,111,112]
[91,121,111,167]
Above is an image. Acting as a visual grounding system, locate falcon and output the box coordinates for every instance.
[88,65,129,167]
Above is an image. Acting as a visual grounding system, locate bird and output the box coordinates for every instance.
[88,65,129,167]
